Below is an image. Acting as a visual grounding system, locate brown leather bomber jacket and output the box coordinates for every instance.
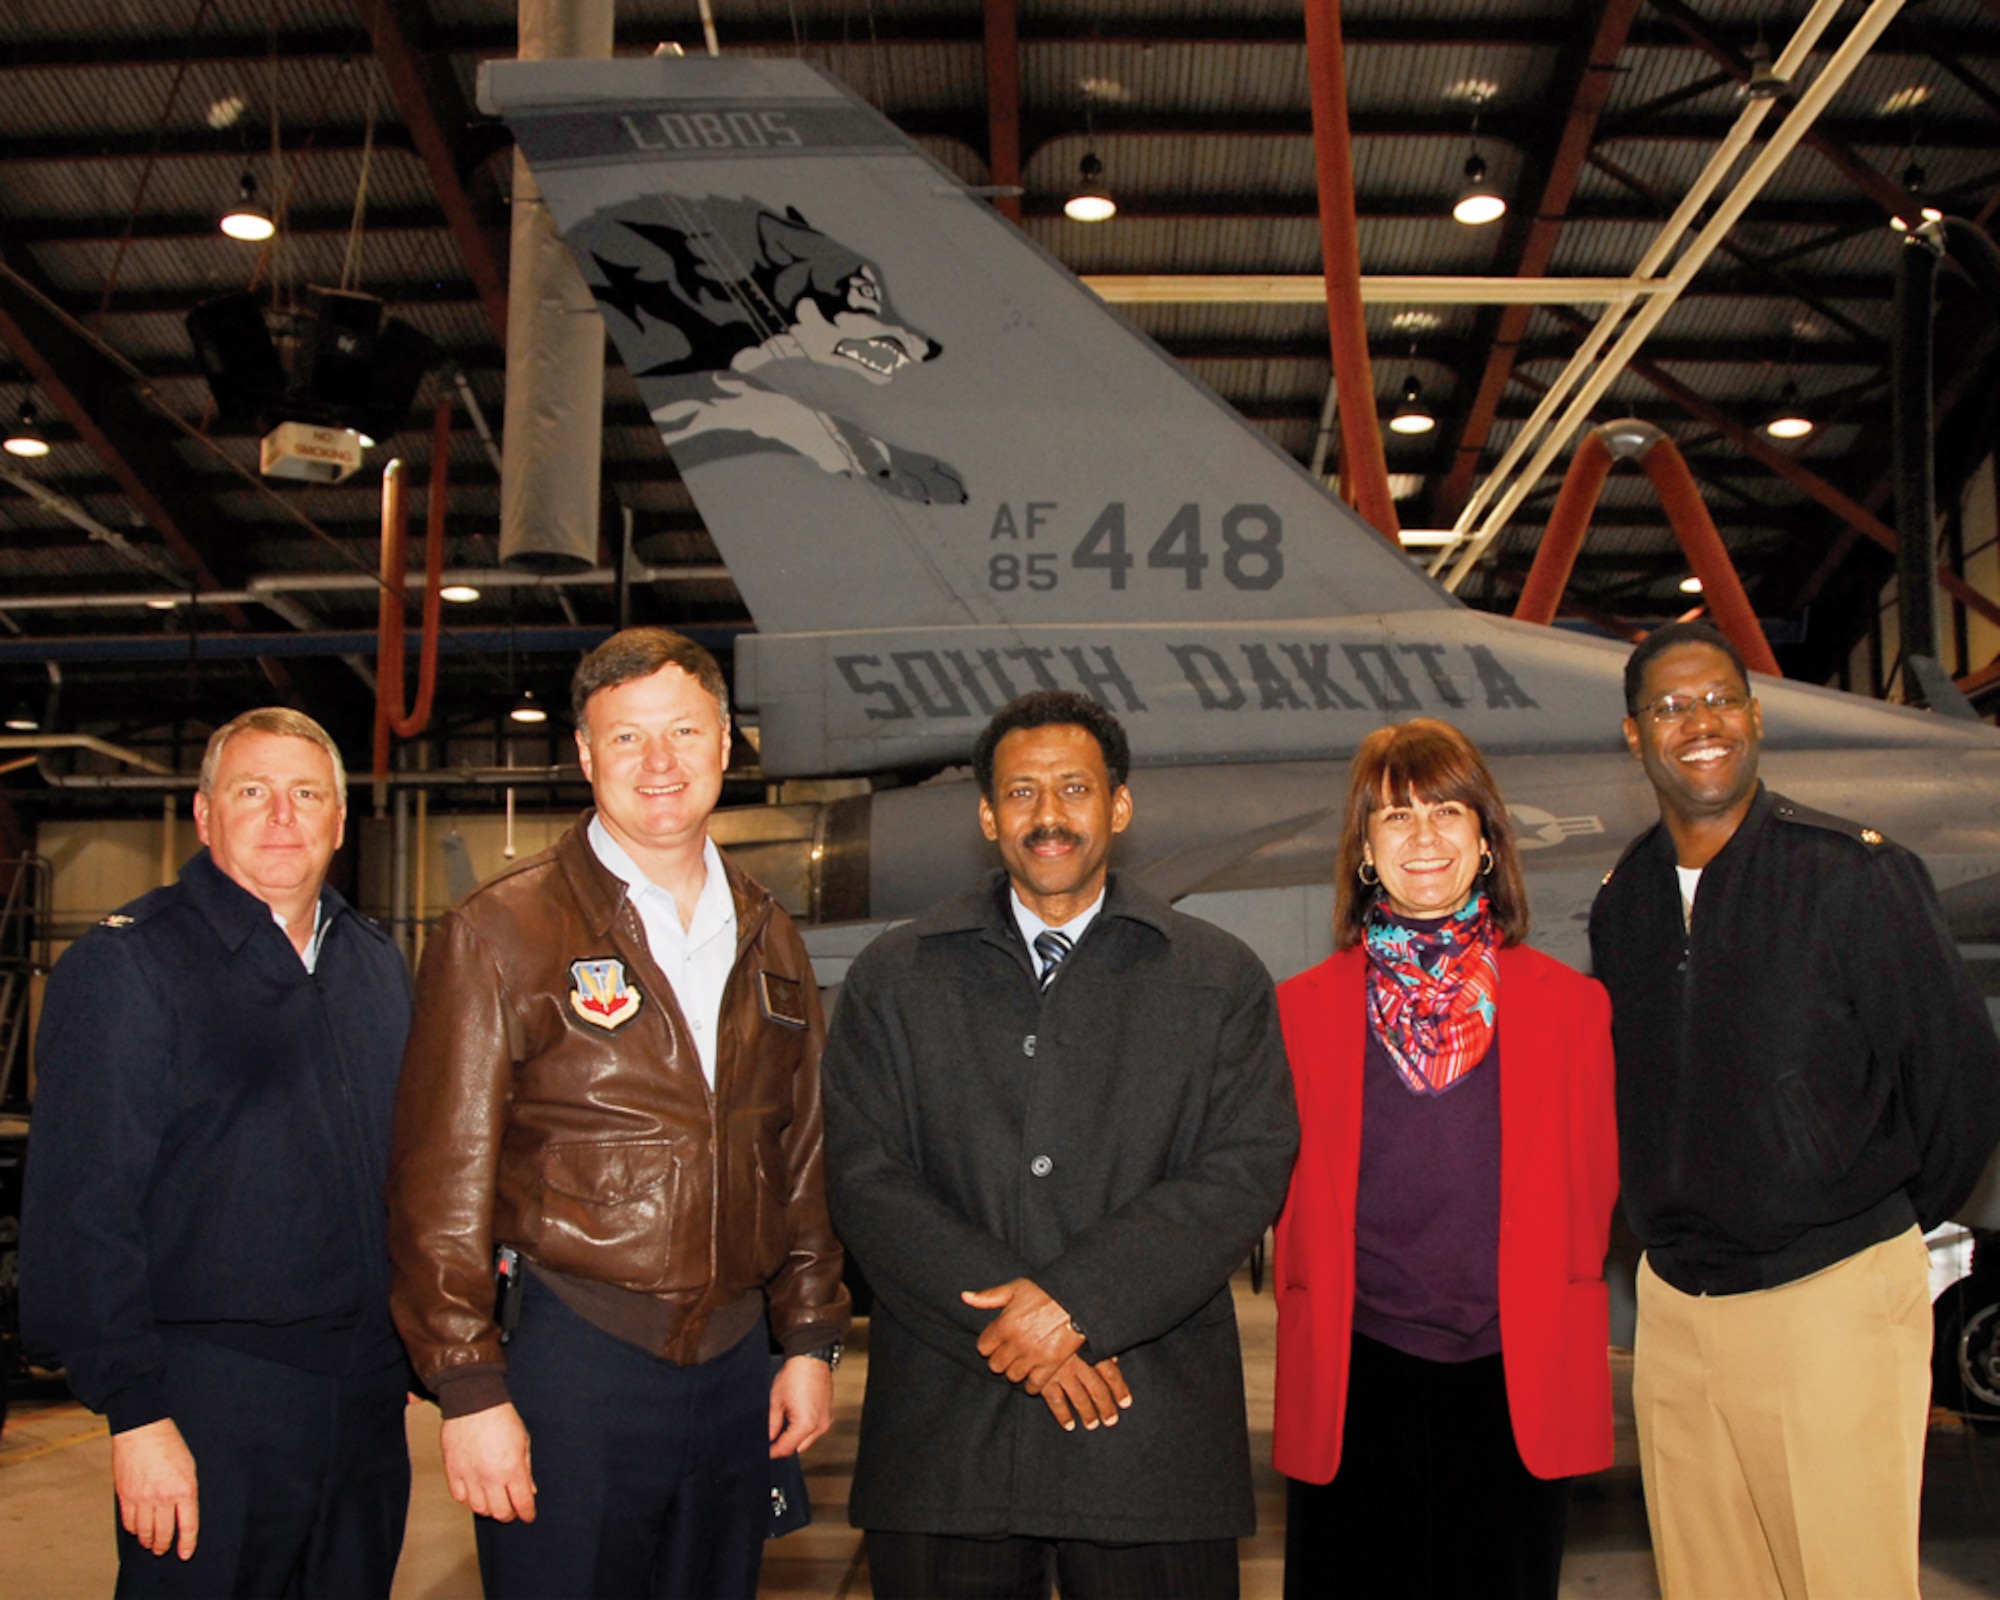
[386,816,849,1406]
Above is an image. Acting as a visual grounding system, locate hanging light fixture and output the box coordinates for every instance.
[1679,575,1706,595]
[3,703,40,732]
[509,689,548,725]
[1452,153,1506,227]
[440,584,481,604]
[1388,375,1436,435]
[3,403,49,458]
[1451,90,1506,228]
[220,172,275,242]
[1764,381,1814,440]
[1065,153,1116,223]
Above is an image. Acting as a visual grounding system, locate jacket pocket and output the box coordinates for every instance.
[535,1138,707,1292]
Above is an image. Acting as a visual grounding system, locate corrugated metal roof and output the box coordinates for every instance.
[3,0,1994,730]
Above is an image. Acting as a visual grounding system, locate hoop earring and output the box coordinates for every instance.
[1479,845,1495,876]
[1358,859,1379,887]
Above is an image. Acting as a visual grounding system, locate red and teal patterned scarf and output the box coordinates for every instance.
[1363,894,1500,1096]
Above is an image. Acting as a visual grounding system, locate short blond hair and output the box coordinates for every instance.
[199,708,348,809]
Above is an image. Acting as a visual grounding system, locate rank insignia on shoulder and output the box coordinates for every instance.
[569,957,643,1030]
[1861,828,1884,845]
[1600,870,1614,887]
[99,913,135,928]
[758,971,810,1030]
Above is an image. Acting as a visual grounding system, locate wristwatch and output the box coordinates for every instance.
[802,1341,844,1370]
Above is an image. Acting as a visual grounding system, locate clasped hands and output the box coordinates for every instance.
[961,1278,1132,1433]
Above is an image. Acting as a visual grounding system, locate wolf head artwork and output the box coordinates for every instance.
[575,194,966,505]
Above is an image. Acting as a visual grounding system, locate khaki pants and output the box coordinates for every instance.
[1633,1226,1931,1600]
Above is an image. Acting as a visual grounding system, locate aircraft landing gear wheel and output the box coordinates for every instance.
[1933,1282,2000,1421]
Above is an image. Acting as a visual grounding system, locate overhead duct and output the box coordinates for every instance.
[499,0,615,572]
[1512,419,1781,680]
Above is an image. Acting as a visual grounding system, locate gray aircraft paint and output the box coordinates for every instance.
[486,56,2000,1234]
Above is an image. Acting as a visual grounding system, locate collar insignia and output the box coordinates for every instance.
[99,913,135,928]
[1861,828,1883,845]
[569,957,643,1030]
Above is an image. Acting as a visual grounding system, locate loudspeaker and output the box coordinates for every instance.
[297,288,384,413]
[361,317,441,444]
[185,293,285,427]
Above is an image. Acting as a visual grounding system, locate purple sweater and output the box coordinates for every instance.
[1349,1018,1502,1363]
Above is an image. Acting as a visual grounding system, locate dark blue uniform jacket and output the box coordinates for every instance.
[20,849,413,1432]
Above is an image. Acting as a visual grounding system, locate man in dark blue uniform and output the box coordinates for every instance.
[22,708,414,1597]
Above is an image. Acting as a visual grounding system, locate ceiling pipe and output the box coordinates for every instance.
[31,763,584,793]
[1511,418,1781,678]
[1512,429,1613,625]
[0,565,733,614]
[0,732,175,774]
[373,429,448,801]
[1302,0,1399,542]
[1893,228,1943,706]
[0,624,746,666]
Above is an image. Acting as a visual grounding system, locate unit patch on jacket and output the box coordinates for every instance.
[758,971,810,1030]
[569,957,643,1030]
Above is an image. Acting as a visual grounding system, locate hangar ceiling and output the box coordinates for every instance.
[4,0,1999,764]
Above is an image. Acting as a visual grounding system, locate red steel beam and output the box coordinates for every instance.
[1435,0,1642,524]
[983,0,1023,225]
[358,0,509,342]
[1302,0,1398,542]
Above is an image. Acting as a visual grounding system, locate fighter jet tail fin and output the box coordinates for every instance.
[482,55,1448,647]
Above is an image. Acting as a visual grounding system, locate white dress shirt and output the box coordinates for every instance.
[1009,885,1105,983]
[272,899,327,973]
[589,816,738,1087]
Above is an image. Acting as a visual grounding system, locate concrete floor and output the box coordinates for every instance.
[6,1268,2000,1597]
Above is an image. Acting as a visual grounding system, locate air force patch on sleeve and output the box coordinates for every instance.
[569,957,643,1030]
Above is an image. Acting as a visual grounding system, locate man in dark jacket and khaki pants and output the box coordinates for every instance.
[1591,620,2000,1600]
[822,690,1298,1599]
[388,628,849,1599]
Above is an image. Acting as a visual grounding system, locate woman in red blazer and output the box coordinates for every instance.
[1274,719,1618,1600]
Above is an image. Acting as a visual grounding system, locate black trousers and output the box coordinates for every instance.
[1283,1331,1570,1600]
[867,1530,1241,1600]
[474,1272,770,1600]
[114,1332,410,1600]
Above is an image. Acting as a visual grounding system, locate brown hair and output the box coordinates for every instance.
[1332,718,1529,951]
[200,708,347,809]
[571,627,730,729]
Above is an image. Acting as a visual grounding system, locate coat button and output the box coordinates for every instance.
[1023,1034,1036,1057]
[1030,1155,1053,1177]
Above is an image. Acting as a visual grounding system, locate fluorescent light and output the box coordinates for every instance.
[440,584,481,604]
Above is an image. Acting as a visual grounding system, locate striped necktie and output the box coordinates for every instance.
[1033,929,1074,992]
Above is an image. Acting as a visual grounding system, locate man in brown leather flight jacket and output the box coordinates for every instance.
[387,627,849,1600]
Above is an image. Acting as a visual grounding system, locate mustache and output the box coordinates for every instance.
[1022,826,1083,850]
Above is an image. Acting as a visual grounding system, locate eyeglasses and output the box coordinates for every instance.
[1638,690,1751,724]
